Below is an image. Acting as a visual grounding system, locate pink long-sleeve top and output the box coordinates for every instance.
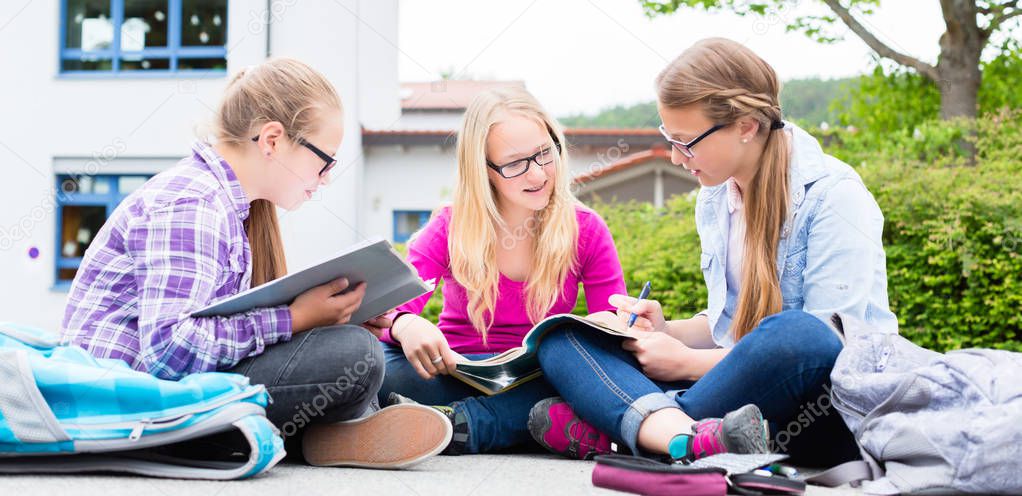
[380,205,627,354]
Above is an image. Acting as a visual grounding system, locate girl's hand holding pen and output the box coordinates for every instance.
[608,293,667,333]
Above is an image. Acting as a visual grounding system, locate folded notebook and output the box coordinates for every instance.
[193,237,433,325]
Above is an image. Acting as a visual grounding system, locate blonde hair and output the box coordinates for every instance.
[656,38,790,341]
[214,58,342,287]
[450,87,579,343]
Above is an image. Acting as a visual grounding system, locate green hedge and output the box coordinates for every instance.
[398,111,1022,352]
[856,111,1022,351]
[584,197,706,320]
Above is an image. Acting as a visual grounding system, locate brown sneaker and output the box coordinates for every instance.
[301,403,453,469]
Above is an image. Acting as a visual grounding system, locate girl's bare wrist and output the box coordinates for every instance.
[391,313,414,342]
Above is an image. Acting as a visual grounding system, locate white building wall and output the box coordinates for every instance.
[0,0,398,330]
[267,0,400,270]
[392,112,463,131]
[356,1,401,130]
[567,149,626,178]
[361,145,457,241]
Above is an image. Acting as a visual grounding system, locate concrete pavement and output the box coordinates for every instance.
[0,454,865,496]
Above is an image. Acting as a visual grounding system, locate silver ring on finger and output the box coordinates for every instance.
[431,355,443,364]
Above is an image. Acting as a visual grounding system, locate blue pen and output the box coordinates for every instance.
[627,281,652,328]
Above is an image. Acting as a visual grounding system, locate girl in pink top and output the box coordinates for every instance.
[378,86,627,454]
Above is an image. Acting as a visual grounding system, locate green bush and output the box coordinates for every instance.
[830,65,941,135]
[585,196,706,320]
[979,40,1022,114]
[859,111,1022,351]
[818,115,982,171]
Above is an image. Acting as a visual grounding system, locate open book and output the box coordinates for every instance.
[192,238,432,325]
[451,314,634,395]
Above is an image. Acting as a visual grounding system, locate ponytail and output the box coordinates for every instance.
[733,126,788,340]
[245,199,287,286]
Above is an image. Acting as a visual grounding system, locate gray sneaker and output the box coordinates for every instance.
[720,404,770,454]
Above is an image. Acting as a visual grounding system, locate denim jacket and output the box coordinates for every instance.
[696,122,899,347]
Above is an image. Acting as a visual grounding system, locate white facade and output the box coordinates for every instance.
[360,144,457,241]
[0,0,399,330]
[393,111,463,131]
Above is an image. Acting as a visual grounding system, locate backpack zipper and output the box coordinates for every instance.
[70,385,265,441]
[831,390,868,419]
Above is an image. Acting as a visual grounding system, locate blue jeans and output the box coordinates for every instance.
[536,310,859,467]
[378,343,557,454]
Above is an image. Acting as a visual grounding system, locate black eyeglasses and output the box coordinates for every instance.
[658,124,725,159]
[486,141,562,179]
[251,135,337,176]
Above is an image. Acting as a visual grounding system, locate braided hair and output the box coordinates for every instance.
[656,38,791,342]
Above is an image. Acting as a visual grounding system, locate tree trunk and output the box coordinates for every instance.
[936,0,984,162]
[936,41,982,120]
[936,0,984,120]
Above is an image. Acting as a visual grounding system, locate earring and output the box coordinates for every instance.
[741,138,748,144]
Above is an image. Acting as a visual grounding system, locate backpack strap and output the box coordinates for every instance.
[805,444,882,488]
[0,348,70,445]
[805,460,872,487]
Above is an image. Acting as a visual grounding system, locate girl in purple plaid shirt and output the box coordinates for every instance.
[61,58,452,469]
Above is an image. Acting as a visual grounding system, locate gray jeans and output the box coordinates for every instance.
[225,324,384,442]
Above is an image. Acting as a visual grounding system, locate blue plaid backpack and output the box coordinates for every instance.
[0,322,284,479]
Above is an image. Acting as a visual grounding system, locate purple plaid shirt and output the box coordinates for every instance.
[61,141,292,380]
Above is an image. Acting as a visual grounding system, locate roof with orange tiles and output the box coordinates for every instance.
[573,147,672,184]
[400,80,527,110]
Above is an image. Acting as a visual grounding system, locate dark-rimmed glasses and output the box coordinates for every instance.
[486,141,562,179]
[251,135,337,176]
[658,124,725,158]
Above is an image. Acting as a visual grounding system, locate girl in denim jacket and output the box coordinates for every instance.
[529,38,897,467]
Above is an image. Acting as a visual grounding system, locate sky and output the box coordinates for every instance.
[398,0,947,116]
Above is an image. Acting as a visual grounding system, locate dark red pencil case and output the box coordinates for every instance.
[592,454,805,496]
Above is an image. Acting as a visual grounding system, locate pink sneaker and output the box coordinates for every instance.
[528,397,613,460]
[692,417,722,435]
[676,404,771,462]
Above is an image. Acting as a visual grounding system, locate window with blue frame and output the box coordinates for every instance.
[55,174,151,284]
[60,0,228,75]
[393,210,432,243]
